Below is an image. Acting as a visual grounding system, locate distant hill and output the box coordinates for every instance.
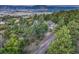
[0,5,79,12]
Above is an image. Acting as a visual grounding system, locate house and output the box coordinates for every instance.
[47,21,57,31]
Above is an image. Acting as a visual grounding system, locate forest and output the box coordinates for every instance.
[0,10,79,54]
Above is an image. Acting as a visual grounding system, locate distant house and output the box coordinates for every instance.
[0,18,5,24]
[0,22,5,24]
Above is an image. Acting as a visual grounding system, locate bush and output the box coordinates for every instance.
[0,24,6,31]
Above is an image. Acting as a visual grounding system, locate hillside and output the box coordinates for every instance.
[0,9,79,54]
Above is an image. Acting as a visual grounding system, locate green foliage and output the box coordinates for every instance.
[33,20,48,38]
[0,24,6,31]
[48,26,75,54]
[67,20,79,53]
[1,10,79,54]
[0,33,25,54]
[46,10,79,54]
[1,17,48,53]
[68,20,79,40]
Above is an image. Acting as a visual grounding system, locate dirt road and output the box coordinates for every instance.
[32,32,55,54]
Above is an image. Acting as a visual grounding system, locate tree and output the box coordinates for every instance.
[32,20,48,39]
[47,26,75,54]
[68,20,79,40]
[0,33,25,54]
[67,20,79,53]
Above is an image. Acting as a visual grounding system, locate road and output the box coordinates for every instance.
[32,32,55,54]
